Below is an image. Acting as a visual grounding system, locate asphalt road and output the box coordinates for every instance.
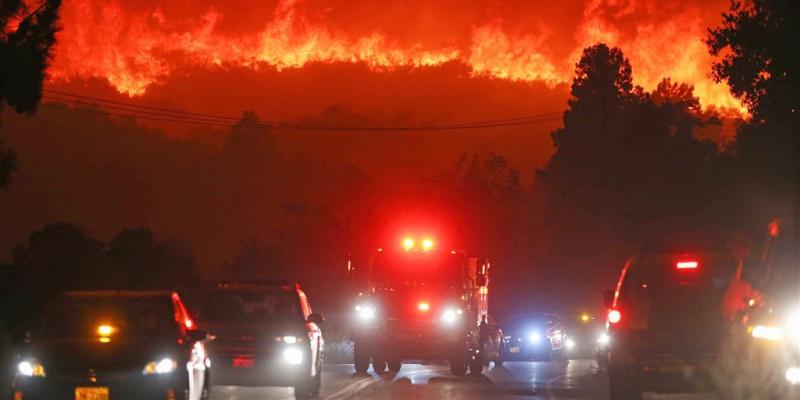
[210,359,719,400]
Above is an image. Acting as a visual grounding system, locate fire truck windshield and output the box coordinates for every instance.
[370,251,464,288]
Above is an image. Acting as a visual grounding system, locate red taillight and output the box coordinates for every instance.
[676,260,698,269]
[608,309,622,324]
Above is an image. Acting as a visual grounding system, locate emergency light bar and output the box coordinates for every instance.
[401,237,435,252]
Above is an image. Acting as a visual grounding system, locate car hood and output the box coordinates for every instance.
[201,321,306,352]
[504,324,546,337]
[21,337,179,375]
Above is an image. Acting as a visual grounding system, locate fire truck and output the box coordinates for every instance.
[350,236,492,375]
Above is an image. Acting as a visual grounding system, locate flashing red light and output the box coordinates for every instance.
[421,238,434,251]
[403,238,415,250]
[676,260,698,269]
[608,309,622,324]
[418,302,430,312]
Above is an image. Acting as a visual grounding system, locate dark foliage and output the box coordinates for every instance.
[707,0,800,124]
[707,0,798,241]
[0,0,61,113]
[0,223,196,326]
[0,139,14,187]
[0,0,61,188]
[539,44,726,244]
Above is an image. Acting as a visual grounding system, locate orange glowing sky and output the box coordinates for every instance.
[47,0,743,112]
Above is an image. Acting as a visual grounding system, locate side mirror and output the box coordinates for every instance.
[307,313,325,325]
[476,275,487,287]
[186,329,208,342]
[602,289,615,309]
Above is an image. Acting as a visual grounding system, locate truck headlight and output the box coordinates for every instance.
[283,348,303,365]
[143,358,177,375]
[441,309,458,323]
[597,333,610,346]
[17,360,46,377]
[355,304,376,320]
[529,332,542,343]
[786,367,800,385]
[751,325,784,342]
[565,338,576,349]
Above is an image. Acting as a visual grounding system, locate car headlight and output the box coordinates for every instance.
[529,332,542,343]
[283,348,303,365]
[143,358,178,375]
[355,304,376,320]
[17,360,46,377]
[751,325,785,342]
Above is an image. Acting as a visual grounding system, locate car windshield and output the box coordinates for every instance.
[202,289,302,322]
[506,315,548,331]
[370,251,464,287]
[38,297,175,339]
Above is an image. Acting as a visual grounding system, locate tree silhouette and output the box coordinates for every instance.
[707,0,799,123]
[223,239,286,281]
[3,224,198,325]
[539,44,724,241]
[105,228,195,290]
[0,0,62,188]
[0,139,13,188]
[10,223,103,318]
[423,153,525,312]
[707,0,798,230]
[424,152,522,253]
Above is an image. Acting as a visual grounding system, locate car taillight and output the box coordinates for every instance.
[676,260,698,269]
[608,309,622,324]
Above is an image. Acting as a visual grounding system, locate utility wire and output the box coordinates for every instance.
[44,88,564,126]
[42,89,564,131]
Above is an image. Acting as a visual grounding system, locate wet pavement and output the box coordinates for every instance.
[211,359,720,399]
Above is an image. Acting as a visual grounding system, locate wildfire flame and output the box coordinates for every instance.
[47,0,744,113]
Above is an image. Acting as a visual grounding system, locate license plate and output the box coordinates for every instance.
[232,357,254,368]
[509,346,520,353]
[75,387,109,400]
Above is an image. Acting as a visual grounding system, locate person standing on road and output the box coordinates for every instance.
[479,315,489,366]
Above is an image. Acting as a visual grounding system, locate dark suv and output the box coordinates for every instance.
[604,249,736,399]
[11,290,210,400]
[199,282,324,399]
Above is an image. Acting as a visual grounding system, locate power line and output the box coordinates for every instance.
[41,89,564,131]
[43,89,242,122]
[44,88,564,126]
[40,100,564,131]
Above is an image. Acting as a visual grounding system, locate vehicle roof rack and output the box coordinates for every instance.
[63,290,173,298]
